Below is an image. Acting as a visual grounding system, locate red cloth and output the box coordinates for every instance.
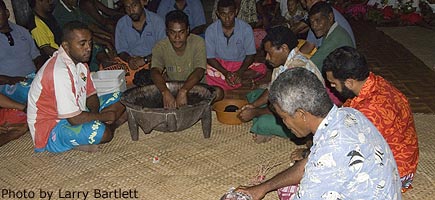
[344,73,419,180]
[253,28,267,50]
[383,6,394,20]
[400,13,423,24]
[0,108,27,125]
[206,59,267,90]
[277,185,298,200]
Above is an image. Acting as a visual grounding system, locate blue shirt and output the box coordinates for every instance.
[296,105,402,199]
[156,0,206,30]
[0,22,39,77]
[205,18,256,62]
[307,8,355,47]
[115,9,166,57]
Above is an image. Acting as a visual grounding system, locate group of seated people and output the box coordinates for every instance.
[1,0,418,199]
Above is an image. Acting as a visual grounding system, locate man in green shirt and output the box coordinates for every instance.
[308,2,354,71]
[305,2,354,106]
[151,10,223,108]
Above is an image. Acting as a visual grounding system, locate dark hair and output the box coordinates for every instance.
[262,26,298,50]
[269,67,332,117]
[165,10,189,28]
[28,0,36,8]
[322,46,369,81]
[62,21,90,42]
[217,0,236,9]
[0,0,6,11]
[308,1,333,18]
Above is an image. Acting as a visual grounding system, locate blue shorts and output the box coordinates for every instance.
[0,73,35,104]
[44,92,121,153]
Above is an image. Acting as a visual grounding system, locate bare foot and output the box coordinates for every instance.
[6,123,28,136]
[74,145,101,153]
[0,123,28,146]
[107,111,128,132]
[252,134,272,144]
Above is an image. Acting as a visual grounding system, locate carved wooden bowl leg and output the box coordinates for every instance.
[126,109,139,141]
[201,106,212,138]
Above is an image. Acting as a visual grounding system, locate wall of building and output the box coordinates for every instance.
[10,0,32,26]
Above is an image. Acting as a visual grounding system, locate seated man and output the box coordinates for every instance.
[282,0,309,36]
[27,21,126,153]
[299,0,355,54]
[0,0,44,144]
[27,0,63,58]
[205,0,266,90]
[53,0,112,43]
[303,1,355,106]
[323,46,419,192]
[306,2,354,70]
[273,0,309,36]
[156,0,207,35]
[212,0,258,26]
[151,10,223,108]
[79,0,124,33]
[237,67,402,200]
[53,0,115,71]
[275,0,289,19]
[238,26,323,143]
[114,0,166,84]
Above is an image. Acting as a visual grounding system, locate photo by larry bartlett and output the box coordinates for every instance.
[1,188,140,199]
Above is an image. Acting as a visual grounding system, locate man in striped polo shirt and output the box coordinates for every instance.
[27,21,126,153]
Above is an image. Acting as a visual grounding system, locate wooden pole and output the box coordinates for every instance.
[4,0,15,23]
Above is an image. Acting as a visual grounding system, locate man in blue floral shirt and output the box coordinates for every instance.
[237,68,402,200]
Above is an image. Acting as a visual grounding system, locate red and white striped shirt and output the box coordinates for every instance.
[27,46,96,150]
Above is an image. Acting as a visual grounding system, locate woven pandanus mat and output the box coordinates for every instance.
[402,114,435,199]
[0,113,433,199]
[0,113,295,200]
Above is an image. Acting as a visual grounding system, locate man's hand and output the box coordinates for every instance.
[225,71,241,87]
[128,56,145,70]
[0,123,28,137]
[236,185,267,200]
[240,104,255,111]
[7,77,26,85]
[232,71,242,85]
[162,91,176,109]
[176,89,188,108]
[238,104,257,122]
[225,71,235,86]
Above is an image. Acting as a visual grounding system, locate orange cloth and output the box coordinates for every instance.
[344,72,419,181]
[99,57,149,86]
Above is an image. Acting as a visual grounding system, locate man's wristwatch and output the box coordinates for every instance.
[143,57,150,64]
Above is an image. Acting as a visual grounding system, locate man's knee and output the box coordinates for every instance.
[213,86,224,102]
[99,127,114,144]
[101,101,125,117]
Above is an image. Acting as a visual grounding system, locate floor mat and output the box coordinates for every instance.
[0,113,433,199]
[377,26,435,71]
